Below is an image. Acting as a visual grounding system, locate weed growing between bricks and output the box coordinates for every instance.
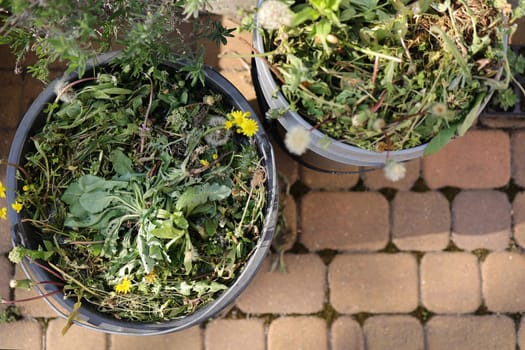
[410,306,434,324]
[381,242,401,254]
[314,303,339,327]
[502,179,522,203]
[438,187,462,202]
[474,303,490,315]
[410,178,431,193]
[317,249,338,266]
[472,249,491,262]
[378,188,398,202]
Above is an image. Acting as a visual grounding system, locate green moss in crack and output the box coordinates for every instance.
[0,306,22,324]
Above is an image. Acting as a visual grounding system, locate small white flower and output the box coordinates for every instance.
[284,126,311,156]
[257,0,293,30]
[383,159,406,182]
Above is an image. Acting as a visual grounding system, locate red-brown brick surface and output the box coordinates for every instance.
[300,165,359,190]
[301,192,389,251]
[425,315,516,350]
[513,191,525,248]
[111,326,202,350]
[420,252,481,313]
[422,130,510,189]
[235,254,326,314]
[512,131,525,187]
[482,252,525,312]
[452,190,511,251]
[391,191,450,251]
[1,12,525,349]
[363,315,424,350]
[362,158,421,190]
[329,253,419,313]
[268,317,328,350]
[331,316,364,350]
[205,319,265,350]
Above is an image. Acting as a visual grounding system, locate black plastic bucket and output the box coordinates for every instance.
[6,52,279,335]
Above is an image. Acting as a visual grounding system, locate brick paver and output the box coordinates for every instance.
[272,194,297,252]
[301,192,389,251]
[362,158,420,190]
[268,316,328,350]
[0,71,22,129]
[0,201,12,253]
[518,319,525,350]
[426,315,516,350]
[452,190,511,251]
[511,131,525,187]
[329,253,418,313]
[236,254,326,314]
[0,129,15,170]
[422,130,510,189]
[482,251,525,312]
[46,318,107,350]
[12,266,59,318]
[300,165,359,190]
[420,252,481,313]
[331,316,364,350]
[512,191,525,248]
[205,319,265,350]
[0,255,12,303]
[111,325,202,350]
[272,140,299,188]
[0,319,42,350]
[21,76,45,115]
[363,315,423,350]
[392,191,450,251]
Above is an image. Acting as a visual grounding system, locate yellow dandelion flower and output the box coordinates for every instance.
[11,201,23,213]
[240,118,259,137]
[144,271,157,283]
[212,153,219,160]
[229,110,250,126]
[0,181,6,198]
[224,120,234,129]
[115,277,132,294]
[0,207,7,220]
[23,185,30,192]
[200,159,210,167]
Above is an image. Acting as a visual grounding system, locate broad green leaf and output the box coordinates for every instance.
[137,231,156,273]
[151,219,186,239]
[193,281,227,297]
[291,6,320,27]
[61,182,83,205]
[79,191,112,213]
[176,183,231,214]
[183,237,193,274]
[78,175,107,192]
[8,246,54,263]
[110,149,133,176]
[64,208,119,228]
[423,124,458,156]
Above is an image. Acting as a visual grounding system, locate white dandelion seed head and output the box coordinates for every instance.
[257,0,293,30]
[53,78,74,103]
[431,102,448,117]
[383,159,406,182]
[284,126,311,156]
[205,115,232,146]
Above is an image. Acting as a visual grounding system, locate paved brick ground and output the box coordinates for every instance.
[2,10,525,350]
